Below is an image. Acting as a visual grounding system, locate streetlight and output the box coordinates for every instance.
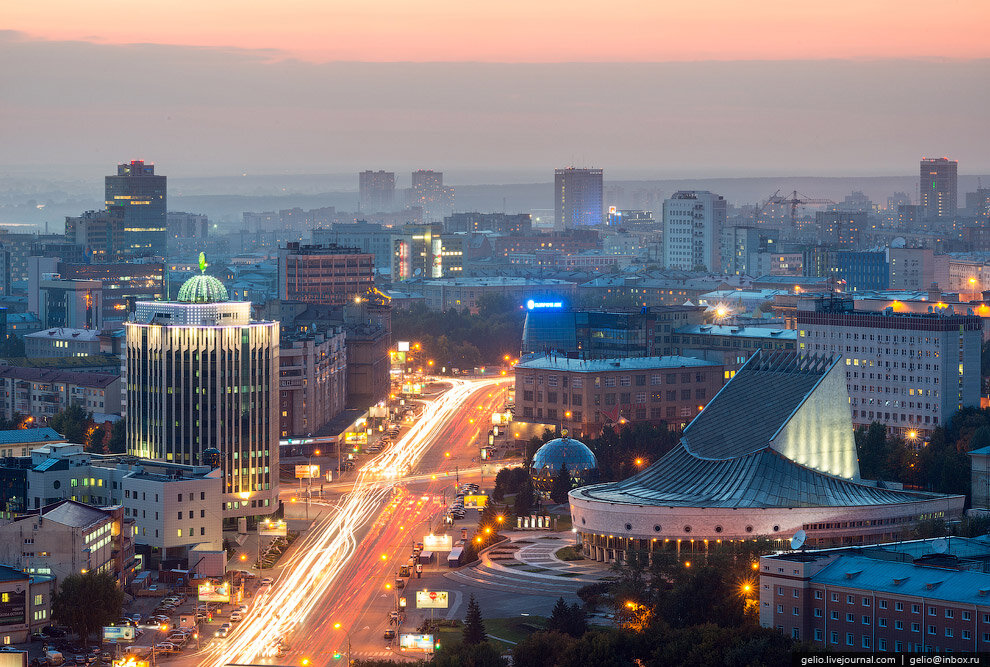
[332,622,351,665]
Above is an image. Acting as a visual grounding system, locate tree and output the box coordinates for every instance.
[0,335,25,359]
[433,641,507,667]
[549,464,573,504]
[513,631,577,667]
[462,594,486,645]
[52,571,123,641]
[49,404,92,444]
[855,422,889,480]
[513,478,535,517]
[546,597,588,637]
[107,419,127,454]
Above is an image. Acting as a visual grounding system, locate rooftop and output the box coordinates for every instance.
[675,324,796,340]
[516,355,720,373]
[0,366,119,389]
[40,499,112,528]
[26,328,101,342]
[0,427,64,446]
[176,273,229,303]
[414,277,576,287]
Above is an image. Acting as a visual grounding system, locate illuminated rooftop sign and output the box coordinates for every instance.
[526,300,563,310]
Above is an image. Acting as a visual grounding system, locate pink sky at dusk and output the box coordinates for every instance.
[5,0,990,62]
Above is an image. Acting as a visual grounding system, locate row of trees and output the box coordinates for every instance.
[48,404,126,454]
[391,293,524,369]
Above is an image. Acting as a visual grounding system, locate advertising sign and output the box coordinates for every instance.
[415,590,449,609]
[0,652,27,667]
[258,519,287,537]
[344,431,367,446]
[0,591,25,625]
[103,626,136,642]
[463,495,488,509]
[197,581,231,603]
[294,465,319,479]
[423,534,453,551]
[399,634,434,651]
[402,383,423,395]
[397,341,410,352]
[112,659,149,667]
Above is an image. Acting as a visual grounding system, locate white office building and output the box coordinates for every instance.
[662,190,726,272]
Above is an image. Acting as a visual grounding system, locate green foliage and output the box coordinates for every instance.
[545,597,587,637]
[549,464,573,504]
[0,413,29,431]
[912,517,950,539]
[492,466,530,501]
[645,623,803,667]
[107,419,127,454]
[50,404,93,445]
[512,631,575,667]
[959,514,990,537]
[513,478,535,516]
[433,641,507,667]
[0,335,25,358]
[391,298,524,369]
[586,423,679,482]
[52,571,123,641]
[463,594,487,645]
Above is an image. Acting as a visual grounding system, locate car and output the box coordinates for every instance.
[31,632,47,642]
[195,612,208,621]
[229,612,243,622]
[0,647,22,653]
[99,653,111,663]
[260,577,273,586]
[214,627,228,638]
[383,629,396,641]
[236,606,248,615]
[154,643,175,652]
[194,604,209,612]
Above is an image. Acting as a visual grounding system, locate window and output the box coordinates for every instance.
[862,615,871,625]
[945,609,953,619]
[912,604,921,614]
[895,621,904,630]
[879,638,887,651]
[177,494,182,502]
[777,605,783,613]
[830,611,839,620]
[896,602,904,612]
[878,618,886,627]
[912,623,920,633]
[862,636,871,649]
[862,597,870,607]
[847,595,854,604]
[793,590,799,598]
[963,630,971,640]
[846,633,854,646]
[793,607,799,616]
[963,611,972,621]
[814,629,823,641]
[830,631,838,645]
[928,607,936,616]
[814,591,823,600]
[814,608,822,618]
[831,593,839,602]
[846,613,854,623]
[177,512,182,520]
[879,599,887,609]
[928,625,936,635]
[945,628,953,638]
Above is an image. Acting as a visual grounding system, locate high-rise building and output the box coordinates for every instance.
[105,160,167,258]
[797,295,981,437]
[278,328,347,439]
[57,262,164,328]
[65,207,126,264]
[554,168,604,229]
[359,170,395,213]
[662,190,726,271]
[38,277,103,330]
[278,243,375,306]
[391,224,464,281]
[410,170,452,223]
[125,264,279,522]
[919,157,958,220]
[816,211,865,248]
[721,226,778,276]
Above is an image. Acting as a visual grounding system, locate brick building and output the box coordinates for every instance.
[278,242,375,306]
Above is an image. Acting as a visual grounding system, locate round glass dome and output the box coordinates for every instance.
[176,274,229,303]
[530,435,600,492]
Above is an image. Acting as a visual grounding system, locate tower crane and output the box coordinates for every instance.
[761,189,835,230]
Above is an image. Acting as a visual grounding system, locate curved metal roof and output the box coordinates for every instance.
[177,274,229,303]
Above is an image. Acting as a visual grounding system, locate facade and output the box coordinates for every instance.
[278,328,347,438]
[391,224,464,281]
[413,277,576,313]
[920,157,958,221]
[105,160,167,258]
[721,226,779,277]
[554,168,604,228]
[410,170,451,223]
[569,351,966,563]
[313,222,394,270]
[0,428,65,462]
[971,446,990,510]
[816,211,865,248]
[670,324,796,371]
[64,207,126,263]
[889,247,936,291]
[58,261,165,328]
[125,271,279,521]
[443,212,532,235]
[577,274,731,309]
[278,242,375,306]
[0,565,54,645]
[514,355,725,438]
[796,296,982,436]
[0,367,120,422]
[38,278,102,330]
[760,537,990,651]
[359,170,395,212]
[0,500,135,586]
[25,328,102,358]
[828,250,890,292]
[662,190,726,272]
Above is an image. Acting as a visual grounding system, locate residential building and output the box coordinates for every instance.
[27,257,59,315]
[105,160,167,257]
[721,226,778,276]
[412,277,576,313]
[64,207,127,264]
[662,191,726,271]
[0,499,135,586]
[920,157,958,220]
[278,328,347,438]
[760,537,990,651]
[0,565,54,644]
[0,367,121,422]
[554,168,604,228]
[889,247,937,291]
[578,274,732,309]
[0,428,65,462]
[796,295,982,436]
[670,324,797,371]
[410,170,452,223]
[570,351,966,563]
[313,222,394,270]
[443,212,532,235]
[5,313,42,337]
[816,211,865,248]
[828,250,890,292]
[359,170,395,213]
[125,269,279,523]
[971,445,990,510]
[278,242,375,306]
[514,355,724,438]
[25,328,102,358]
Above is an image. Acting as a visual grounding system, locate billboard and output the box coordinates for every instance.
[423,534,452,551]
[415,590,449,609]
[103,626,136,642]
[399,634,434,651]
[401,383,423,395]
[0,590,24,625]
[397,341,410,352]
[295,464,320,479]
[0,652,27,667]
[112,659,149,667]
[258,519,287,537]
[197,581,231,603]
[463,495,488,509]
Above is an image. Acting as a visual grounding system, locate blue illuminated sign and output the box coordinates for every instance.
[526,300,563,310]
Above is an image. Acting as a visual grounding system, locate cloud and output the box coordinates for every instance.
[2,33,989,177]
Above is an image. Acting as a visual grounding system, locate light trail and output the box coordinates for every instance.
[197,377,507,667]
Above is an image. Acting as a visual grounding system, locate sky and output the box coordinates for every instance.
[2,2,989,179]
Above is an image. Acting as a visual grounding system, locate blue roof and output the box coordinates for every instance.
[516,355,719,373]
[0,427,63,445]
[970,446,990,456]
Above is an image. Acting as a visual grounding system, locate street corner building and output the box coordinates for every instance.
[569,350,965,562]
[124,269,279,525]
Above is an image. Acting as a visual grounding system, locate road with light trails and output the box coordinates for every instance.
[184,377,510,667]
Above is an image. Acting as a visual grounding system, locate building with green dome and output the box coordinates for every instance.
[125,264,279,524]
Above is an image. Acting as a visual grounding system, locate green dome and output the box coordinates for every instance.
[176,274,229,303]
